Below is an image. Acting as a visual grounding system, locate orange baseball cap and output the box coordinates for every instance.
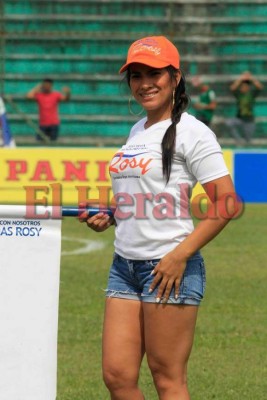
[119,36,180,74]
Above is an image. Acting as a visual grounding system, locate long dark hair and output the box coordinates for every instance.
[162,67,189,182]
[126,66,189,183]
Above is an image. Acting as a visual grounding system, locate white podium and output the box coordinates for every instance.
[0,206,62,400]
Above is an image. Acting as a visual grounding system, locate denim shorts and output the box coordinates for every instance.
[105,252,206,305]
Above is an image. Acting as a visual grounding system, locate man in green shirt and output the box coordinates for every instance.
[192,79,217,127]
[226,71,263,144]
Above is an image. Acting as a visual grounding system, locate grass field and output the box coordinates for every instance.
[57,204,267,400]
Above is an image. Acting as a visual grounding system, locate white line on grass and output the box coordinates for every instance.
[61,236,105,256]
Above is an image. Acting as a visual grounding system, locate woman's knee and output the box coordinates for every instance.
[103,364,139,391]
[148,358,187,393]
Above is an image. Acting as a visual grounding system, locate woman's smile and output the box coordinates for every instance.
[139,90,159,101]
[129,63,178,123]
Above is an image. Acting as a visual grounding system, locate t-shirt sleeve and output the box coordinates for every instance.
[183,128,229,185]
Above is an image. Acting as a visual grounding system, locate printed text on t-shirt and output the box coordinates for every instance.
[109,152,153,175]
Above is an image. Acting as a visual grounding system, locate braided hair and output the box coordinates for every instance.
[126,66,189,183]
[162,67,189,183]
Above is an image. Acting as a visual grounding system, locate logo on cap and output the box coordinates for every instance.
[133,38,162,56]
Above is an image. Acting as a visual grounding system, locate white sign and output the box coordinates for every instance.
[0,206,61,400]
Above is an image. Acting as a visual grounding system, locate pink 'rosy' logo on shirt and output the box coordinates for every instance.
[109,152,153,175]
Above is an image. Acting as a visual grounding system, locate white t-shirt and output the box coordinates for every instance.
[109,112,229,260]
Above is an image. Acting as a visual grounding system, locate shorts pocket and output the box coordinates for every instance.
[180,259,206,300]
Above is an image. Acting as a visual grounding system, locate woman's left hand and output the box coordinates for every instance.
[149,251,187,303]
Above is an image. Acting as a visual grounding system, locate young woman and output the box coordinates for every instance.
[80,36,240,400]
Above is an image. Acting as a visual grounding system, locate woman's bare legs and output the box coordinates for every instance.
[102,298,145,400]
[103,298,198,400]
[143,304,198,400]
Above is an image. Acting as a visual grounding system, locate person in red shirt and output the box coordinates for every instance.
[26,78,71,141]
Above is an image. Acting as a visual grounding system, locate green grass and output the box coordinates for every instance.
[57,204,267,400]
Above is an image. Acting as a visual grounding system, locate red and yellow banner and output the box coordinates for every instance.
[0,148,233,206]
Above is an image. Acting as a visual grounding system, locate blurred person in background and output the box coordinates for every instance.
[26,78,71,142]
[0,96,15,147]
[225,71,263,145]
[191,76,217,127]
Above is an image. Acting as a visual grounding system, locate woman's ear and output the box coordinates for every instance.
[175,70,181,86]
[172,70,181,89]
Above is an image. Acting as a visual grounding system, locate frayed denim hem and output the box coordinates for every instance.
[104,289,201,305]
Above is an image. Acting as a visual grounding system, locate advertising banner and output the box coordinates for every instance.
[0,205,61,400]
[0,148,233,205]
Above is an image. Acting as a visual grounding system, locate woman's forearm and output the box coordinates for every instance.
[171,198,242,261]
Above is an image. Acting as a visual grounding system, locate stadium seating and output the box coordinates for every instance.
[1,0,267,143]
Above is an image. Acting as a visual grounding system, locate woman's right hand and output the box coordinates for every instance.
[79,211,115,232]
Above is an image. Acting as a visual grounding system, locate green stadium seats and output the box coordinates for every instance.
[5,95,129,116]
[1,0,267,143]
[5,53,267,76]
